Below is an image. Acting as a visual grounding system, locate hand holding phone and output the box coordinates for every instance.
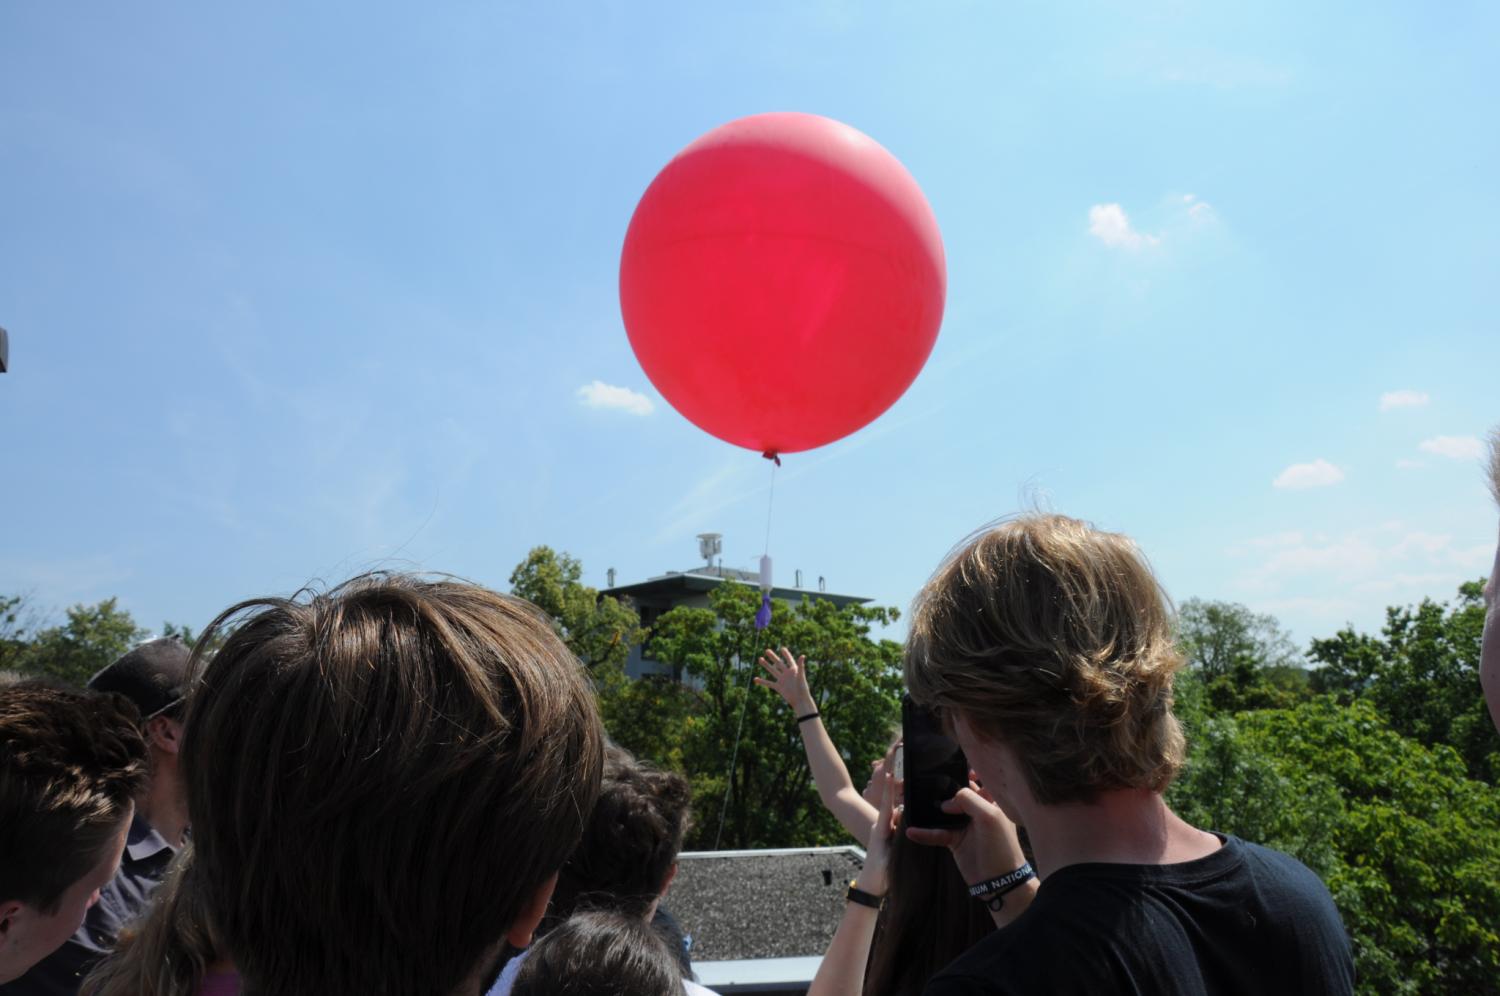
[901,694,970,830]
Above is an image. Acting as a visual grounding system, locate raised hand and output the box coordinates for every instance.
[754,646,816,714]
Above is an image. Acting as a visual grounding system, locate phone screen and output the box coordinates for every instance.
[901,694,970,830]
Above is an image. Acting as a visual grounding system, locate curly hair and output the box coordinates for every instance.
[0,682,148,912]
[544,748,693,928]
[905,514,1186,805]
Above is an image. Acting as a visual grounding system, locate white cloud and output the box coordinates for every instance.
[1272,459,1345,490]
[1419,435,1483,460]
[1187,201,1215,221]
[1088,204,1160,250]
[1395,459,1425,470]
[576,381,654,416]
[1224,521,1494,642]
[1379,389,1429,411]
[1233,524,1483,589]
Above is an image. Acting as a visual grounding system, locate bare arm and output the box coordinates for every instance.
[755,648,878,845]
[808,762,897,996]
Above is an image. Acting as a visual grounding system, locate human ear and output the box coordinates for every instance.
[0,900,23,940]
[149,717,184,755]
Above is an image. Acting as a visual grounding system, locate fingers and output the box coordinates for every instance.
[752,676,771,689]
[905,825,959,849]
[944,786,1009,824]
[778,646,798,669]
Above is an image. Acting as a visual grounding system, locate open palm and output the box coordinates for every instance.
[754,647,816,714]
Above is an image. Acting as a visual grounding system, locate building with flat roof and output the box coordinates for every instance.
[602,533,872,681]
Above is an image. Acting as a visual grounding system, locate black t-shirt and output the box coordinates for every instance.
[924,835,1353,996]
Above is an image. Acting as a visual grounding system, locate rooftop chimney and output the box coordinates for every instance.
[606,567,617,588]
[818,576,826,592]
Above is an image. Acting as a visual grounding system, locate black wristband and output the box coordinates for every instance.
[846,882,884,909]
[796,711,821,724]
[968,862,1035,901]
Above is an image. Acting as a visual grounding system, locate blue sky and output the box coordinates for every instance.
[2,1,1497,651]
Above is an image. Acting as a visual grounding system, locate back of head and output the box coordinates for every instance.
[864,826,994,996]
[80,845,220,996]
[88,638,192,720]
[181,573,605,996]
[905,513,1186,805]
[547,750,693,927]
[0,682,148,913]
[512,911,685,996]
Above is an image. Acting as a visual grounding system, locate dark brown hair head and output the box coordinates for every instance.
[545,750,693,927]
[906,514,1186,805]
[512,911,685,996]
[181,573,605,996]
[0,682,148,912]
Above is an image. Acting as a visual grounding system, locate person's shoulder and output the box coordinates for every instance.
[1229,837,1340,906]
[923,912,1089,996]
[683,981,718,996]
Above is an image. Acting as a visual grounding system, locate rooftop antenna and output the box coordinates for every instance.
[0,326,9,373]
[606,567,616,588]
[696,532,722,569]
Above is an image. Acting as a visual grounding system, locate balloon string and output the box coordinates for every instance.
[762,460,778,557]
[714,456,781,849]
[714,659,757,850]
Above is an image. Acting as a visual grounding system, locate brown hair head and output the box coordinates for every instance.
[181,573,605,996]
[863,822,994,996]
[544,749,693,928]
[0,682,147,913]
[512,911,685,996]
[905,514,1186,805]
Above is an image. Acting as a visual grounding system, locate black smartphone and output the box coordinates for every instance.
[901,694,970,830]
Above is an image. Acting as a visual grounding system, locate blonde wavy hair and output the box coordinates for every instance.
[905,514,1186,805]
[80,845,222,996]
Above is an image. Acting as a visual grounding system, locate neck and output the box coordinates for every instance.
[137,761,189,847]
[1018,789,1217,877]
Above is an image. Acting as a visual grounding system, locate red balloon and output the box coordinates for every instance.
[620,112,946,456]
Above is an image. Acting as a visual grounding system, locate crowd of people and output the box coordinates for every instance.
[2,436,1497,996]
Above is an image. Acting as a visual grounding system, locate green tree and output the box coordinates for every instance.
[0,594,42,669]
[1177,598,1310,713]
[3,597,147,687]
[646,581,903,850]
[1308,581,1499,780]
[508,546,643,674]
